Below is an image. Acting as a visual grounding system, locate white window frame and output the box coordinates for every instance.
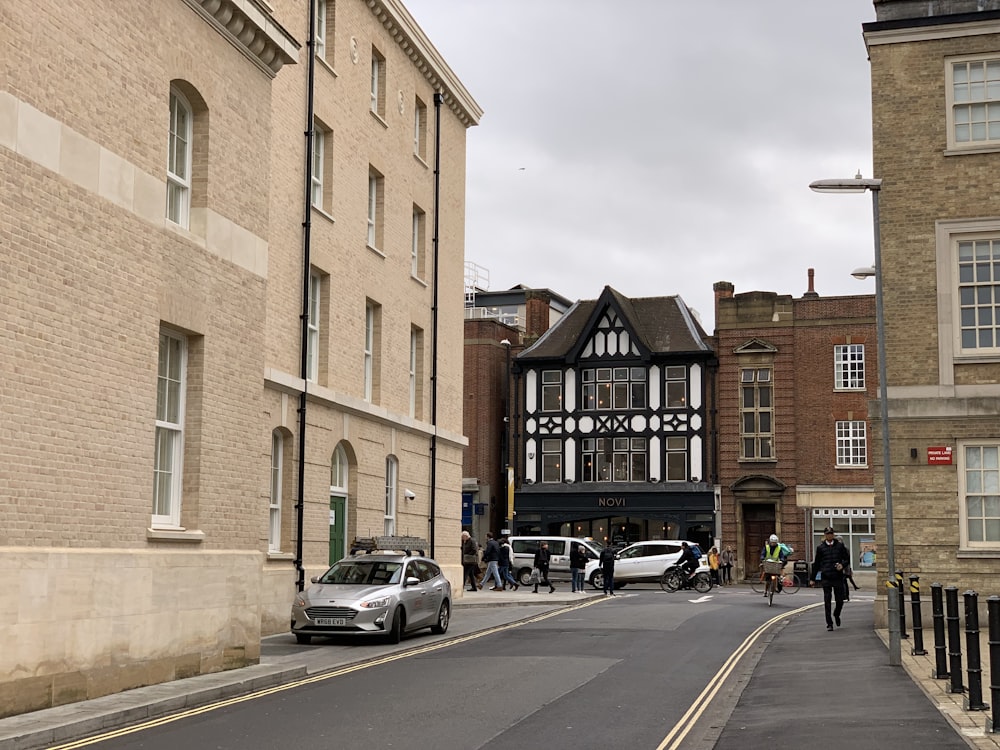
[366,171,383,250]
[384,456,397,535]
[313,0,327,59]
[269,431,283,552]
[370,50,384,116]
[413,96,426,158]
[740,367,774,460]
[946,55,1000,152]
[409,329,417,417]
[541,439,562,483]
[541,370,562,412]
[959,442,1000,549]
[153,330,186,528]
[411,207,424,278]
[835,420,867,467]
[834,344,865,390]
[307,272,321,382]
[166,88,192,228]
[364,302,374,401]
[311,122,324,208]
[665,436,687,481]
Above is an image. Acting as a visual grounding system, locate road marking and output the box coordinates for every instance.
[45,598,606,749]
[688,595,712,603]
[654,601,823,750]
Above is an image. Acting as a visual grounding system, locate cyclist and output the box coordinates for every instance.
[678,541,699,581]
[760,534,788,593]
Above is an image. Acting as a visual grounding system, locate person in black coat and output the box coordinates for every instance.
[811,526,851,630]
[599,545,616,596]
[533,542,555,593]
[570,543,589,592]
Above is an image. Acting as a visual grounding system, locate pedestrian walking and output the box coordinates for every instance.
[570,542,589,592]
[461,531,480,592]
[478,532,503,591]
[720,545,735,585]
[599,544,616,596]
[532,541,556,593]
[708,546,720,586]
[499,536,519,590]
[811,526,851,630]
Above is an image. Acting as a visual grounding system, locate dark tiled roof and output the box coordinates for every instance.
[519,286,712,361]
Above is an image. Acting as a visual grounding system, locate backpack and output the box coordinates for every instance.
[690,545,702,560]
[599,547,615,565]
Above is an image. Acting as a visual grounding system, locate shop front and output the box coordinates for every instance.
[512,486,716,550]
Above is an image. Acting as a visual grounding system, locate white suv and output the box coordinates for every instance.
[585,541,708,589]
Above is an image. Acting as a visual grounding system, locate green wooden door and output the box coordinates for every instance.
[329,495,346,565]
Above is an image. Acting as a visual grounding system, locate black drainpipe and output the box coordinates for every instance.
[295,0,318,592]
[429,92,443,558]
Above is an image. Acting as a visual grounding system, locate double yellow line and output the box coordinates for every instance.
[655,601,821,750]
[48,599,605,749]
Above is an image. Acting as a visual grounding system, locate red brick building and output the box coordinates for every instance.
[714,274,877,579]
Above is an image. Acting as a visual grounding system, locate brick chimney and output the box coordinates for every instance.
[803,268,819,298]
[713,281,734,326]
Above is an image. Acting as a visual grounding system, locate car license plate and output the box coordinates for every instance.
[315,617,347,626]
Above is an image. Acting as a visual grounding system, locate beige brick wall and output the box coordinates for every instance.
[2,0,476,714]
[867,21,1000,599]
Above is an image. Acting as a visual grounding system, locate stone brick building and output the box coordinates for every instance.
[861,1,1000,593]
[1,0,478,716]
[713,276,877,580]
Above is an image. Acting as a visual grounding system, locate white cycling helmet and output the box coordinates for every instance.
[768,534,779,543]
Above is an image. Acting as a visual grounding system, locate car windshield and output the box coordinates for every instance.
[318,560,403,585]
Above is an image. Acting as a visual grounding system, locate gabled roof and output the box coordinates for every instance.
[518,286,713,361]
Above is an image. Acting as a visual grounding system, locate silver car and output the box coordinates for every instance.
[291,553,451,644]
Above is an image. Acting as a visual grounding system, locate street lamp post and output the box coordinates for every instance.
[810,174,901,667]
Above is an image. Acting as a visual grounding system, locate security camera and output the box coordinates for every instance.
[403,489,416,500]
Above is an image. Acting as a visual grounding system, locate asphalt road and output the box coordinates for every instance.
[76,585,816,750]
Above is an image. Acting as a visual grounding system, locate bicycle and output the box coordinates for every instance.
[749,560,800,605]
[660,563,713,593]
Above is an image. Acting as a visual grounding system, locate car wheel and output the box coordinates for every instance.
[386,607,404,644]
[294,633,312,645]
[590,570,604,590]
[517,568,533,586]
[430,600,450,634]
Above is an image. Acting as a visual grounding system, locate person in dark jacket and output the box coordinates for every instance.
[461,531,480,592]
[570,543,589,592]
[599,545,616,596]
[498,536,518,591]
[478,532,503,591]
[533,541,555,593]
[811,526,851,630]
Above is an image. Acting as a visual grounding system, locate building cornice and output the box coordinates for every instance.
[865,15,1000,47]
[366,0,483,127]
[183,0,299,77]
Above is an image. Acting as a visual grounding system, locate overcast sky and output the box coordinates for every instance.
[404,0,878,328]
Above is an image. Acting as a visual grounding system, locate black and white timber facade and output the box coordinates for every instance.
[511,286,719,549]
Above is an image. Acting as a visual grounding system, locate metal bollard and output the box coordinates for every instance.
[910,575,927,656]
[964,590,989,711]
[987,596,1000,734]
[946,586,965,694]
[896,570,909,639]
[932,583,950,679]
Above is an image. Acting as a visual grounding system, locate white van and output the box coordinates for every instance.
[508,536,604,586]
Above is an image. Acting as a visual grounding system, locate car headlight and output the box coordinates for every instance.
[359,596,392,609]
[294,596,307,607]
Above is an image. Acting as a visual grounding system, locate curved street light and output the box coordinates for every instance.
[810,174,900,667]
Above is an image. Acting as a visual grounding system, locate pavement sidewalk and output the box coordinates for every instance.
[2,585,998,750]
